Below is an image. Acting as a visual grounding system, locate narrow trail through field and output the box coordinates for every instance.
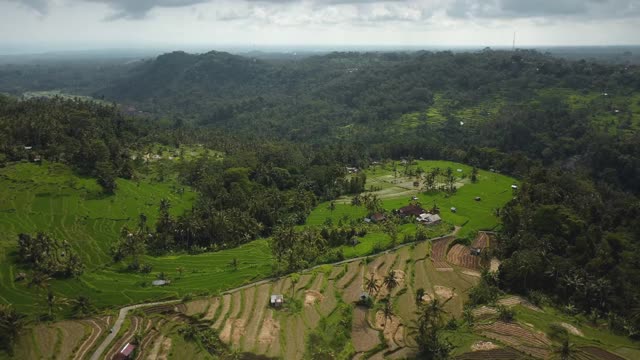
[89,228,460,360]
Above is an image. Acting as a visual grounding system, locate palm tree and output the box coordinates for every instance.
[364,272,380,296]
[0,304,26,354]
[551,338,581,360]
[46,290,59,317]
[71,296,93,317]
[28,272,51,291]
[382,296,394,328]
[383,270,399,294]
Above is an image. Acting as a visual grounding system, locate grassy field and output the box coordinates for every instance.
[307,160,517,240]
[0,162,273,314]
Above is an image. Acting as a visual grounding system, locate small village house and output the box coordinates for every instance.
[270,294,284,308]
[417,213,441,225]
[398,204,425,217]
[114,343,136,360]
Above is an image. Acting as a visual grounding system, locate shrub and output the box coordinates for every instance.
[497,305,515,322]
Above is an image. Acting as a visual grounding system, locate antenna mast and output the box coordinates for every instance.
[512,32,516,51]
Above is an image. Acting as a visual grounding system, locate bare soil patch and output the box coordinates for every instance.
[202,298,220,320]
[462,270,481,277]
[304,290,324,306]
[498,296,542,312]
[490,258,501,272]
[559,322,583,337]
[374,311,405,350]
[471,341,499,351]
[156,337,172,360]
[257,311,280,356]
[146,334,165,360]
[434,285,457,299]
[231,318,247,346]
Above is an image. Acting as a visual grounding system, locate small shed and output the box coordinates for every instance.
[270,294,284,308]
[371,213,386,223]
[450,207,457,213]
[152,280,170,286]
[358,292,372,304]
[511,185,518,190]
[398,204,425,217]
[475,197,481,201]
[114,343,136,360]
[14,272,27,281]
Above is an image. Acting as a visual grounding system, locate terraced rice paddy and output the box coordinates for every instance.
[16,231,640,360]
[169,237,482,359]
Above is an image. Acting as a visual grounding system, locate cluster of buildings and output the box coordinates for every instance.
[397,204,442,225]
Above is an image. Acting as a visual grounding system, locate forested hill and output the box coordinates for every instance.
[97,50,273,103]
[96,49,640,135]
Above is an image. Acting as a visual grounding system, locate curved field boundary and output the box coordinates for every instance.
[447,244,481,269]
[476,321,550,359]
[74,320,104,360]
[242,283,271,351]
[579,347,626,360]
[351,307,381,353]
[447,232,492,270]
[104,316,142,360]
[213,294,232,330]
[431,237,454,270]
[53,321,87,360]
[454,348,526,359]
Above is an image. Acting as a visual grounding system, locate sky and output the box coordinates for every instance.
[1,0,639,53]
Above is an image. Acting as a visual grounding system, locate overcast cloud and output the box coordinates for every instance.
[1,0,639,52]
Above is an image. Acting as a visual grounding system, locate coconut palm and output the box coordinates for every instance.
[71,296,93,317]
[383,270,399,293]
[381,296,394,328]
[551,338,581,360]
[28,271,51,291]
[364,272,380,296]
[0,304,26,354]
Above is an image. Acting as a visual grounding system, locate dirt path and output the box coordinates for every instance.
[90,301,177,360]
[74,319,104,360]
